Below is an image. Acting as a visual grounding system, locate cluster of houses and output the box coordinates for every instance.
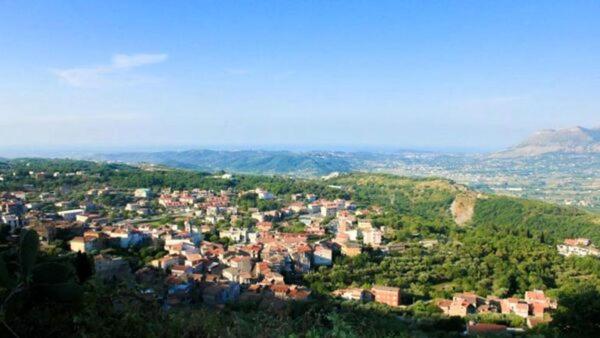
[1,192,26,231]
[1,168,568,331]
[332,285,402,307]
[437,290,556,328]
[123,188,392,306]
[557,237,600,257]
[0,169,404,309]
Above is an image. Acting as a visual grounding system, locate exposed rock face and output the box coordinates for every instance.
[451,193,477,226]
[494,126,600,158]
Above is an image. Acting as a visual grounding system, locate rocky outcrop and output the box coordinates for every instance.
[451,193,477,226]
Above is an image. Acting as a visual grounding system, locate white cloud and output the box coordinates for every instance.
[52,53,168,87]
[224,68,252,75]
[111,54,168,69]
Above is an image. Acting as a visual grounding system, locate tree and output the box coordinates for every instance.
[0,230,83,336]
[74,252,94,283]
[551,282,600,337]
[0,225,10,244]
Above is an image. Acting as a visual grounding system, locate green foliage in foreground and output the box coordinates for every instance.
[0,230,84,336]
[0,227,467,337]
[0,232,464,337]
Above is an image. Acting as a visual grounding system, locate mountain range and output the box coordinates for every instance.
[62,126,600,210]
[88,126,600,175]
[493,126,600,157]
[90,150,363,176]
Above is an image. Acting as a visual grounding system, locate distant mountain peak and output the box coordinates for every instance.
[495,126,600,157]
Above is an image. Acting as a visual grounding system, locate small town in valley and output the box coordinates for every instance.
[0,165,578,336]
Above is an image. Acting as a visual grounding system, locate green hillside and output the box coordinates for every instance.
[307,173,600,302]
[472,196,600,244]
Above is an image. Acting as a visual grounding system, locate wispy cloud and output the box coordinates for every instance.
[52,53,168,87]
[111,54,167,69]
[225,68,252,76]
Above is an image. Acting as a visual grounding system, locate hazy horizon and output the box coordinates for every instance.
[1,1,599,151]
[0,143,495,159]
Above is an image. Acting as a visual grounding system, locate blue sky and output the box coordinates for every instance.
[0,1,599,154]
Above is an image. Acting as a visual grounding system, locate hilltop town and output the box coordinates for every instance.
[2,167,397,308]
[1,159,599,336]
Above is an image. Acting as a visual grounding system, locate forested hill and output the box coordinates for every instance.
[75,148,600,213]
[325,173,600,244]
[308,173,600,320]
[89,149,360,176]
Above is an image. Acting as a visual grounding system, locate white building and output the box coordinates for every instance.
[321,205,337,217]
[58,209,85,221]
[345,229,359,241]
[106,229,146,248]
[363,229,383,246]
[134,188,152,199]
[1,214,20,231]
[256,189,274,200]
[557,244,600,257]
[219,228,248,243]
[313,244,333,266]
